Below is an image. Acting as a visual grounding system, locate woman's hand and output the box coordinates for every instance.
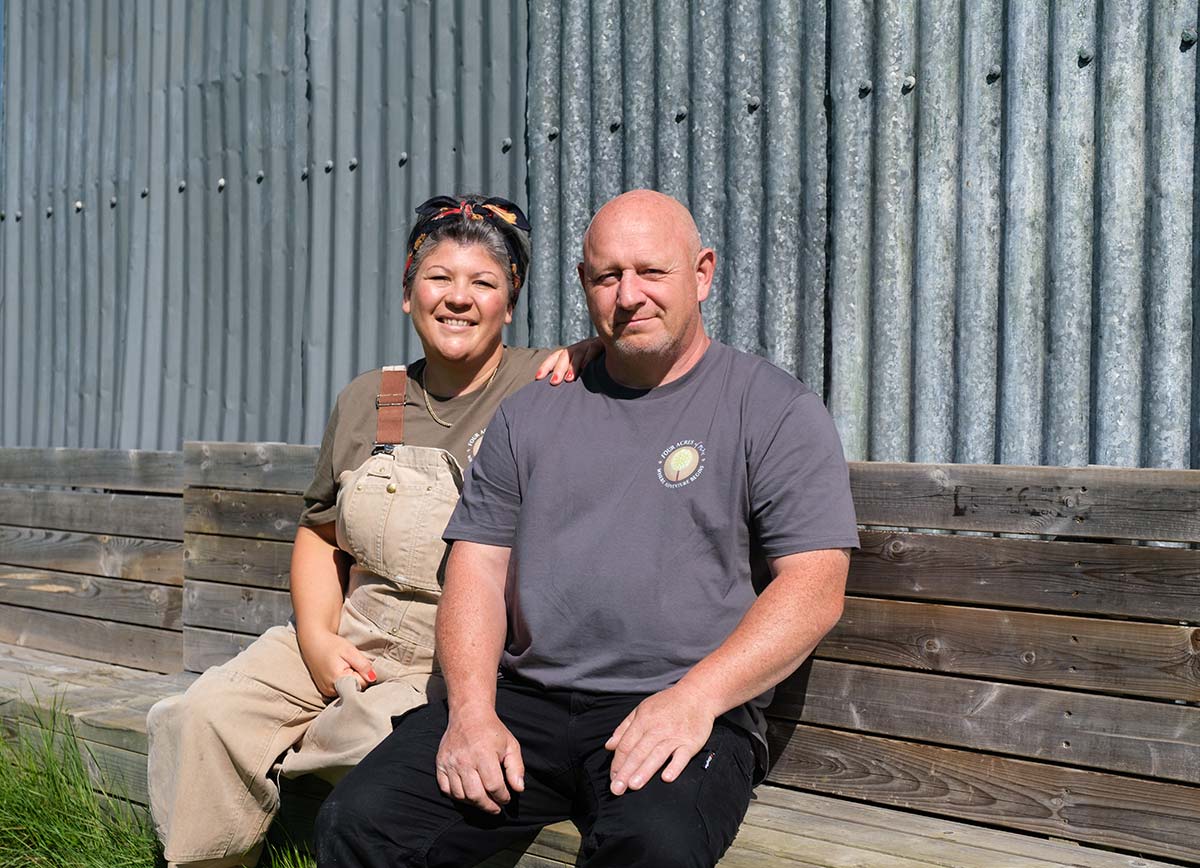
[535,337,604,384]
[296,627,377,698]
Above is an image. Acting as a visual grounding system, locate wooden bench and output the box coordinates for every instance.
[2,443,1198,866]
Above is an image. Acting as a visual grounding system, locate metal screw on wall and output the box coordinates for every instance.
[46,207,53,218]
[674,109,687,123]
[74,201,83,212]
[178,180,187,193]
[110,196,118,208]
[747,96,760,113]
[1078,47,1093,66]
[398,152,409,167]
[217,178,226,192]
[858,80,872,97]
[901,75,916,94]
[348,158,358,171]
[0,212,5,221]
[14,211,22,222]
[987,64,1001,83]
[547,127,559,141]
[324,160,334,173]
[141,187,149,199]
[301,166,310,181]
[1182,27,1198,49]
[256,170,265,184]
[609,121,621,132]
[501,138,512,153]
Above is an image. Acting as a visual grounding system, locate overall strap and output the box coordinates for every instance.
[375,365,407,446]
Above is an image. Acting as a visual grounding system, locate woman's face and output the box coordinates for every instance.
[403,240,513,371]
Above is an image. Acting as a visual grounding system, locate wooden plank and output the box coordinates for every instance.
[0,524,183,585]
[750,788,1180,868]
[849,462,1200,542]
[183,579,291,635]
[182,626,257,673]
[0,606,181,673]
[0,488,183,539]
[184,441,319,493]
[183,487,304,541]
[0,447,182,493]
[852,530,1200,623]
[9,721,151,805]
[184,532,292,590]
[0,565,182,629]
[772,660,1200,784]
[766,722,1200,864]
[818,597,1200,702]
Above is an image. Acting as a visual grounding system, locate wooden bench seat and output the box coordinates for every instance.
[1,443,1197,866]
[0,644,1174,868]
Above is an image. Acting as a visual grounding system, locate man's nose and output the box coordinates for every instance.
[615,275,647,308]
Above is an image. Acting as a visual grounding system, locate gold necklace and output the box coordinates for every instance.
[419,360,502,428]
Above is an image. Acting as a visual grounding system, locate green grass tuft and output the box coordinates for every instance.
[0,704,316,868]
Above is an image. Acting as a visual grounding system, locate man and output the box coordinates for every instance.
[314,190,859,868]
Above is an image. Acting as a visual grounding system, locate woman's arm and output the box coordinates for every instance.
[290,522,376,697]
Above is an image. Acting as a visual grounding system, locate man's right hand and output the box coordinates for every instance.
[296,628,376,698]
[436,708,525,814]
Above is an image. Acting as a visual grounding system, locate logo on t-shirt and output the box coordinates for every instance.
[657,439,706,488]
[466,428,486,462]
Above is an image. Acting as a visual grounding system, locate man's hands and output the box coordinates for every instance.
[604,683,716,795]
[296,627,377,698]
[436,706,525,814]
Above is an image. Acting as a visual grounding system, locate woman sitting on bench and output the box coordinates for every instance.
[147,194,594,868]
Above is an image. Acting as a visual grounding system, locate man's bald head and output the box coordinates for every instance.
[582,190,702,260]
[576,189,716,389]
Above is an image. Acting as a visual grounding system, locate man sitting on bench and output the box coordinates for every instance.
[314,189,860,868]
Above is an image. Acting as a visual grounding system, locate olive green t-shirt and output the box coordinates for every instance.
[299,346,552,528]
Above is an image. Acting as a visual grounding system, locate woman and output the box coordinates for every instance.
[147,195,594,868]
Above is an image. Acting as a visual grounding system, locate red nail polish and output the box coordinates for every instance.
[368,670,377,682]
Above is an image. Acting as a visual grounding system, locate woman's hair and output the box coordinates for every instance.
[402,194,532,308]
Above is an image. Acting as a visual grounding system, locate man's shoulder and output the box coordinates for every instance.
[713,342,816,402]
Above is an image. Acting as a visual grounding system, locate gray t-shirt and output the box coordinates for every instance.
[444,340,859,769]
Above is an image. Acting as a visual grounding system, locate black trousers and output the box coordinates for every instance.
[314,677,755,868]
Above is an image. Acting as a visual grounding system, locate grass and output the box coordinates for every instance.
[0,706,315,868]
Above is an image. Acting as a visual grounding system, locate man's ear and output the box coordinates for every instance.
[576,261,587,291]
[694,248,716,303]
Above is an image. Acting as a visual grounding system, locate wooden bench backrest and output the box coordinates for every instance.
[0,448,183,671]
[766,462,1200,865]
[182,444,1200,864]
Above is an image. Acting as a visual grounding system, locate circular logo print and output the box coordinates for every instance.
[466,428,487,462]
[657,439,706,488]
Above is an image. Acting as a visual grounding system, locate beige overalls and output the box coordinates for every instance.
[148,368,462,867]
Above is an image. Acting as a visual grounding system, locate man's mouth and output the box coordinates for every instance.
[437,317,476,328]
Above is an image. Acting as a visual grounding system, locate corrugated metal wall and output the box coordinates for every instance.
[526,0,830,393]
[526,0,1199,468]
[0,0,527,448]
[3,1,1198,468]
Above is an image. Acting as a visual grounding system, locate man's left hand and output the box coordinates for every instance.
[604,684,716,795]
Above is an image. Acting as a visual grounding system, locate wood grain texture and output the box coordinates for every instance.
[849,462,1200,541]
[0,447,182,493]
[766,722,1200,864]
[0,606,181,672]
[0,565,182,629]
[852,530,1200,623]
[182,626,258,673]
[183,488,304,541]
[0,524,183,585]
[183,580,291,635]
[750,787,1175,868]
[819,597,1200,702]
[184,532,293,590]
[773,660,1200,784]
[0,488,183,539]
[184,441,319,493]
